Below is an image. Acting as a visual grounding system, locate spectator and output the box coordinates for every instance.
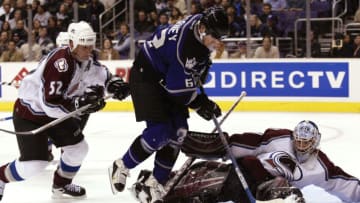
[56,2,71,28]
[134,10,155,38]
[8,9,22,29]
[0,30,9,56]
[77,0,89,22]
[249,14,267,37]
[227,5,245,37]
[12,19,27,42]
[173,0,187,15]
[13,0,27,22]
[354,7,360,22]
[0,0,14,17]
[11,32,25,47]
[19,31,42,61]
[155,12,170,32]
[155,0,166,14]
[169,7,183,25]
[88,0,105,32]
[134,0,156,14]
[353,34,360,57]
[0,40,23,61]
[210,41,228,59]
[230,42,247,59]
[253,35,280,58]
[330,33,354,58]
[113,23,130,59]
[259,3,277,25]
[262,15,281,38]
[263,0,287,11]
[32,19,41,37]
[286,0,305,11]
[45,0,60,15]
[33,4,51,27]
[0,2,13,24]
[47,15,60,43]
[299,31,321,57]
[36,26,55,57]
[1,20,11,38]
[149,10,158,29]
[99,38,120,60]
[29,0,40,18]
[190,2,203,15]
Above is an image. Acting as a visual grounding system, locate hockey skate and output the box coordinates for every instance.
[108,159,130,194]
[131,171,166,203]
[0,179,5,201]
[52,183,86,199]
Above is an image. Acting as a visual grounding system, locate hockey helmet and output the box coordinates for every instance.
[67,21,96,50]
[292,120,321,162]
[56,32,69,47]
[200,6,229,40]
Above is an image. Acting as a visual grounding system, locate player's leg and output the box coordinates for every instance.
[110,121,173,194]
[0,114,50,200]
[49,118,88,199]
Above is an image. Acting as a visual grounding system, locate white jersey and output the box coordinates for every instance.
[15,47,110,123]
[230,129,360,202]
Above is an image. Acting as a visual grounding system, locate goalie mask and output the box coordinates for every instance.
[67,21,96,51]
[293,120,321,163]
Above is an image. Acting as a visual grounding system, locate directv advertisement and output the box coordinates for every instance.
[204,62,349,97]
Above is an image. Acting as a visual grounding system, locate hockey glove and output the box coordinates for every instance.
[73,85,106,114]
[106,76,130,100]
[189,93,221,121]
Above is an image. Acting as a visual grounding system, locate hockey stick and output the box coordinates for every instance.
[163,91,247,195]
[1,81,21,88]
[0,95,112,136]
[0,116,13,122]
[212,114,256,203]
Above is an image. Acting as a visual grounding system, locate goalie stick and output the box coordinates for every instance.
[212,114,256,203]
[0,94,112,136]
[163,91,247,196]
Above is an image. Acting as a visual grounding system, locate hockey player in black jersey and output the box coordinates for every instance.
[108,6,229,203]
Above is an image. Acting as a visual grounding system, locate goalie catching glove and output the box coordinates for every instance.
[189,93,221,121]
[73,85,106,114]
[106,76,130,100]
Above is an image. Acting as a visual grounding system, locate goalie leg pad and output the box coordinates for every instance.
[181,131,229,158]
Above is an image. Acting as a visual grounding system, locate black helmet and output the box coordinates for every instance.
[200,6,229,39]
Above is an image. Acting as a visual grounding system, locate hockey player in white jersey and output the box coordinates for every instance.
[227,120,360,202]
[139,120,359,203]
[0,21,130,201]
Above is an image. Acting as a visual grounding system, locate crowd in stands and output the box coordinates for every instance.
[1,0,360,61]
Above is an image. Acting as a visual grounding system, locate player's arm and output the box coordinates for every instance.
[315,151,360,202]
[230,129,293,158]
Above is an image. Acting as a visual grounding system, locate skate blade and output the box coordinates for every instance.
[108,165,118,195]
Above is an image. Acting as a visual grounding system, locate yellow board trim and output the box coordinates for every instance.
[1,101,360,113]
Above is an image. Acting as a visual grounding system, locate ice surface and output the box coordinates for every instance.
[0,111,358,203]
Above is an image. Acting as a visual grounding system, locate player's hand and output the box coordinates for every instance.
[74,85,106,114]
[106,76,130,100]
[189,93,221,121]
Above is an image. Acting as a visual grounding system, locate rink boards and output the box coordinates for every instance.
[0,59,359,112]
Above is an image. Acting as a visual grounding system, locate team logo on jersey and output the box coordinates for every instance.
[54,58,68,72]
[185,57,197,70]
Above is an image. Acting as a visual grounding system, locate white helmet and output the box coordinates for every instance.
[56,32,69,47]
[293,120,321,163]
[67,21,96,50]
